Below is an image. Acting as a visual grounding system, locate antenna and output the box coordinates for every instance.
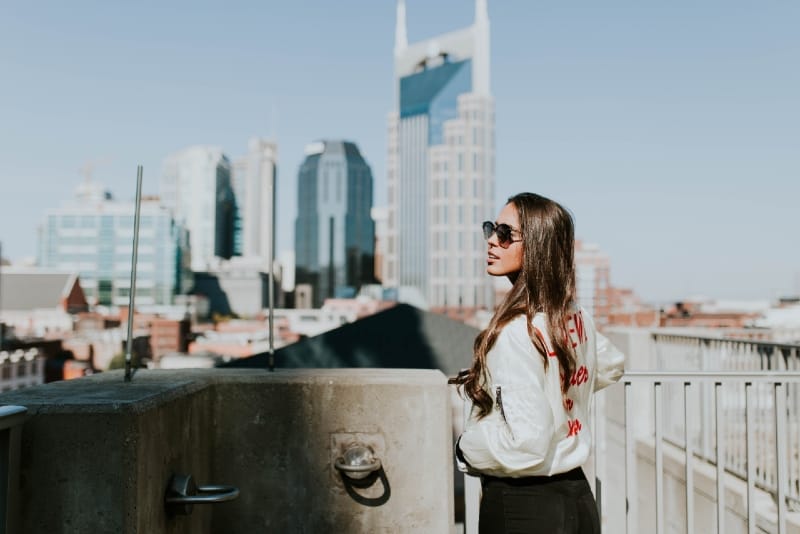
[124,166,144,382]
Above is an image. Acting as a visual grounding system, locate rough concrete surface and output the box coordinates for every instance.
[0,368,454,533]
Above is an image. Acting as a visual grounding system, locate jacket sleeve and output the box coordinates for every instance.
[457,324,555,476]
[458,382,555,475]
[594,331,625,392]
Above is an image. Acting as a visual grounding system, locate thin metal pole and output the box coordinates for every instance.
[745,383,756,534]
[593,390,602,524]
[775,382,788,534]
[267,165,276,371]
[684,382,695,534]
[654,382,664,534]
[715,382,725,533]
[624,382,636,534]
[124,165,143,382]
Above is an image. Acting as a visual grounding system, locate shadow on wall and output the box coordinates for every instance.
[220,303,479,376]
[219,303,478,527]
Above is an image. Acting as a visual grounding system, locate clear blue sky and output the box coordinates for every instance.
[1,1,798,303]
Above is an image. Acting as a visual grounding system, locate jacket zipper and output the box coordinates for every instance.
[496,386,514,439]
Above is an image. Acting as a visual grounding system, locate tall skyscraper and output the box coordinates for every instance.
[295,140,375,308]
[38,181,191,306]
[385,0,495,310]
[160,146,237,271]
[232,138,278,265]
[575,240,611,327]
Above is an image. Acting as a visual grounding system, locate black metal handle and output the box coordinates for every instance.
[165,473,240,516]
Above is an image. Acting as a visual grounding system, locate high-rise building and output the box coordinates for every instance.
[385,0,495,310]
[575,240,611,327]
[160,146,237,271]
[38,181,191,306]
[371,206,388,284]
[232,138,278,265]
[294,140,375,308]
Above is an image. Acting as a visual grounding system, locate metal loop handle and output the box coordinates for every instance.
[334,457,382,473]
[165,485,240,505]
[165,473,240,515]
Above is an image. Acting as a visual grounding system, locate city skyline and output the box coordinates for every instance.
[1,1,798,303]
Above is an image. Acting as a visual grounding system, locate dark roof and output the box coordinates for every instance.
[0,270,77,311]
[221,304,479,377]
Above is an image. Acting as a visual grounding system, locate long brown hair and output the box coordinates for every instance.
[452,193,578,418]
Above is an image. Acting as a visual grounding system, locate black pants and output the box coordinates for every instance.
[478,467,601,534]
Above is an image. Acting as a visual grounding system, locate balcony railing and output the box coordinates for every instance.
[622,371,800,534]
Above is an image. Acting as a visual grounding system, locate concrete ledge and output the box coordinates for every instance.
[0,368,454,533]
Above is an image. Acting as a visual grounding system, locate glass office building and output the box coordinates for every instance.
[160,146,237,272]
[38,181,191,306]
[295,141,375,308]
[385,0,495,309]
[231,138,278,265]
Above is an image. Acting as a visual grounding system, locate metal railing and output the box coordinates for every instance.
[623,371,800,534]
[652,334,800,511]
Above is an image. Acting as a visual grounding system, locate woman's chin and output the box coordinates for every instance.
[486,265,506,277]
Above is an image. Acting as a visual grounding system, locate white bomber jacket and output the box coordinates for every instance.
[457,307,625,478]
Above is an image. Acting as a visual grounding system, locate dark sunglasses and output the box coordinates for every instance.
[482,221,523,248]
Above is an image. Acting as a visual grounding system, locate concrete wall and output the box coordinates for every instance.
[0,368,454,533]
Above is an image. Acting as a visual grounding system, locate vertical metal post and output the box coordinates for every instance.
[684,382,694,534]
[593,391,602,524]
[715,382,725,533]
[124,166,143,382]
[654,382,664,534]
[745,383,756,534]
[624,382,636,534]
[267,165,276,371]
[463,398,480,534]
[775,382,788,534]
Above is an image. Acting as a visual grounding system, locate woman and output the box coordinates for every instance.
[452,192,625,534]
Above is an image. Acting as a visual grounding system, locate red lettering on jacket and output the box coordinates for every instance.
[573,312,587,344]
[534,326,558,357]
[567,312,588,348]
[570,365,588,387]
[567,419,582,437]
[564,397,574,411]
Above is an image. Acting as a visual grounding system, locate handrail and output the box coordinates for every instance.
[623,370,800,382]
[651,332,800,353]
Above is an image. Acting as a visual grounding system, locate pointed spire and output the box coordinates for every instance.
[473,0,491,95]
[475,0,489,24]
[395,0,408,55]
